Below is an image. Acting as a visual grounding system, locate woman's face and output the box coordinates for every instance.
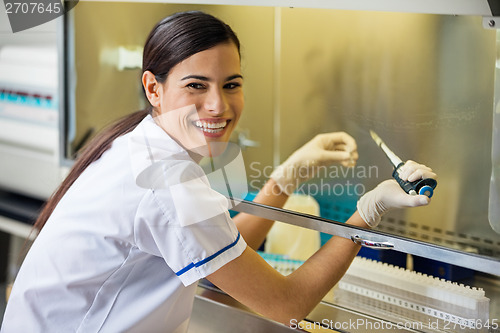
[146,42,244,158]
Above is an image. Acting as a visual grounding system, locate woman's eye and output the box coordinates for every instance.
[224,82,241,89]
[187,82,205,89]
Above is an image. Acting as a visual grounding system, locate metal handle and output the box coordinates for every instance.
[351,235,394,249]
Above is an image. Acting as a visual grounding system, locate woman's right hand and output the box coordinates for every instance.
[270,132,358,196]
[357,160,437,228]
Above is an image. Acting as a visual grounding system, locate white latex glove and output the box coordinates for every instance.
[271,132,358,196]
[357,160,437,228]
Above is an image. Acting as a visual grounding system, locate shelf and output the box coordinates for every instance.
[0,216,35,240]
[79,0,496,16]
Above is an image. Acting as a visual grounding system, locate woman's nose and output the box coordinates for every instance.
[204,88,228,115]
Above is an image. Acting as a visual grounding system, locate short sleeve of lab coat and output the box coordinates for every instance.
[133,160,247,286]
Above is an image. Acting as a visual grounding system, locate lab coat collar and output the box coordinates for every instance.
[128,114,192,186]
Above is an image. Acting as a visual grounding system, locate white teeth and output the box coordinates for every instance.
[194,120,227,132]
[203,128,222,133]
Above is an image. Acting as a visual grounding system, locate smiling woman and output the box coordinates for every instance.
[142,40,244,159]
[1,10,436,333]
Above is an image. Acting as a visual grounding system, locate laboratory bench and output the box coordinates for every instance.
[190,279,413,333]
[190,274,500,332]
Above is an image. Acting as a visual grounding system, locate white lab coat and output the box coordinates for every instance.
[1,115,247,332]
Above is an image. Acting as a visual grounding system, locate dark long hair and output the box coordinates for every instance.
[33,11,240,232]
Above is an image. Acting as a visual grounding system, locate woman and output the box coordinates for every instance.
[1,11,436,332]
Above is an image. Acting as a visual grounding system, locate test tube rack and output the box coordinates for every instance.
[259,252,491,332]
[334,257,490,333]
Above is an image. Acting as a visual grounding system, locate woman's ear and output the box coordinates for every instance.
[142,71,161,107]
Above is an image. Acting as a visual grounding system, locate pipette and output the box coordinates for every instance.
[369,130,437,198]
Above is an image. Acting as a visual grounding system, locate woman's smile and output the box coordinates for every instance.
[193,119,231,137]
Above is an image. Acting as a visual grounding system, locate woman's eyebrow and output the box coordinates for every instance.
[180,74,243,81]
[181,75,209,81]
[226,74,243,81]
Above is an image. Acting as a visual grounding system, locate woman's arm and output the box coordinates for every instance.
[208,210,367,325]
[231,178,288,250]
[210,162,436,325]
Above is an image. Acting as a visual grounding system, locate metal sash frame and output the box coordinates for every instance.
[232,200,500,276]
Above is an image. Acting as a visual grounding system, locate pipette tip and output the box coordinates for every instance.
[369,130,382,146]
